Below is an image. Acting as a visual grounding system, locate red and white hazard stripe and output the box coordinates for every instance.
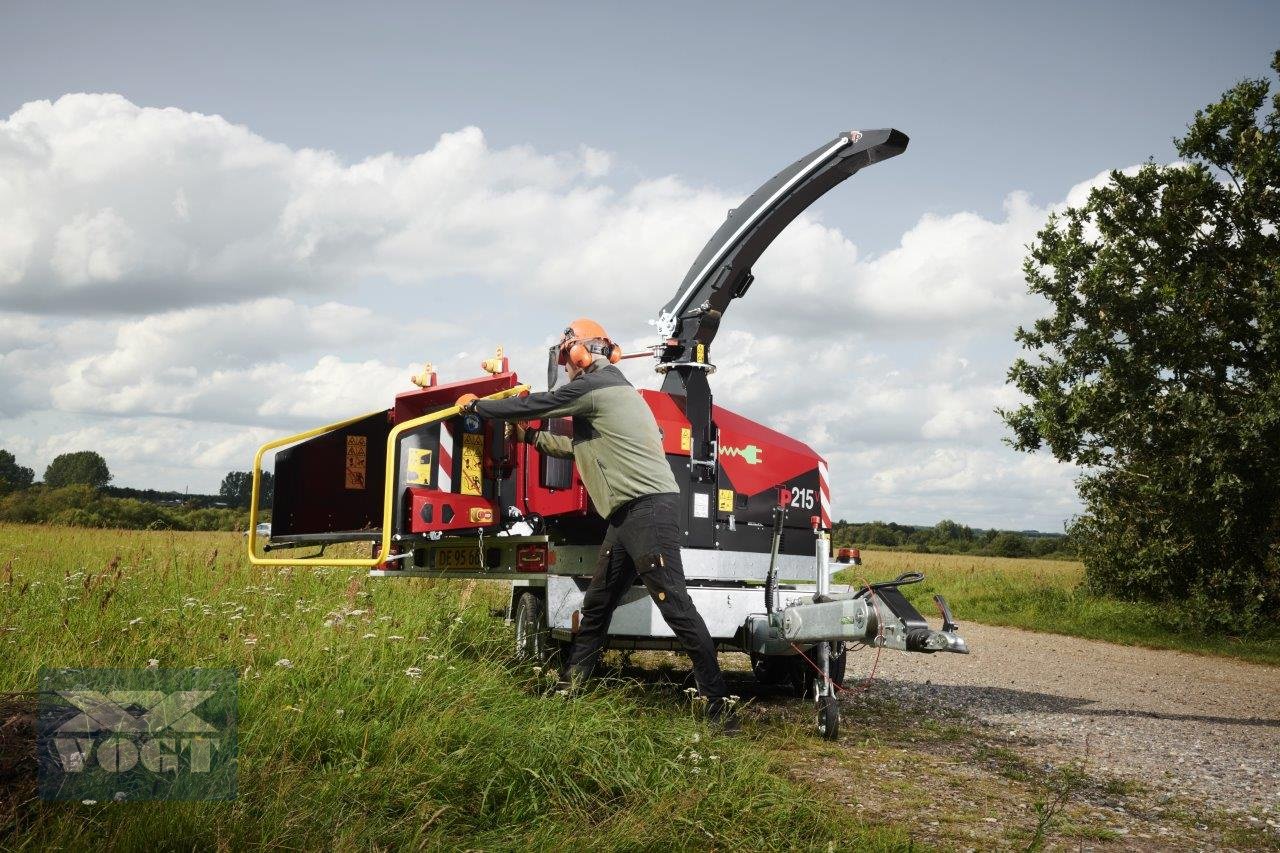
[817,459,831,529]
[437,422,454,492]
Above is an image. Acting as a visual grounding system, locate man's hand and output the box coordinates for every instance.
[456,393,478,413]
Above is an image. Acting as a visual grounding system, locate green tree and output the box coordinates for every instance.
[933,519,974,543]
[0,449,34,495]
[43,451,111,489]
[1002,51,1280,628]
[987,532,1029,559]
[220,470,272,509]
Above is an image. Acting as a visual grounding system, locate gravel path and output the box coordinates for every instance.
[855,622,1280,817]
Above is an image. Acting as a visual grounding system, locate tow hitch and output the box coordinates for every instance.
[749,525,969,740]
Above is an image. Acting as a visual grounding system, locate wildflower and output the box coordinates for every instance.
[243,637,258,646]
[532,666,543,675]
[415,635,429,641]
[286,705,303,713]
[128,617,143,627]
[690,732,701,743]
[691,767,701,775]
[228,614,243,621]
[362,633,376,639]
[81,799,97,805]
[335,709,344,716]
[405,667,423,680]
[146,659,159,670]
[275,659,293,669]
[684,686,698,696]
[322,619,336,628]
[388,635,405,641]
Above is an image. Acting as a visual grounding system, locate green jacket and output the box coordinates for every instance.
[473,358,678,518]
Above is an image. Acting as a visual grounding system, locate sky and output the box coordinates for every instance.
[0,1,1276,530]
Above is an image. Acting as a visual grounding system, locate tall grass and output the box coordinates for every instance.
[0,524,907,851]
[837,550,1280,666]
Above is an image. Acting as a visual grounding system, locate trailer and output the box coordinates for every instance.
[247,128,968,738]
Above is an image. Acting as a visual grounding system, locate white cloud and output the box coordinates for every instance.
[0,93,1099,527]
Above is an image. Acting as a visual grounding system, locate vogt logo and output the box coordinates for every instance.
[38,668,237,801]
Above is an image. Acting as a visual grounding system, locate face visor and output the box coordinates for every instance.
[547,328,576,390]
[546,343,568,390]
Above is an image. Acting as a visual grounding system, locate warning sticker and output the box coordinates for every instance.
[460,433,484,496]
[718,489,734,513]
[406,448,433,485]
[345,435,367,490]
[692,492,710,518]
[680,427,691,452]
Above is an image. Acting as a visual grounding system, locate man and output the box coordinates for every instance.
[458,319,732,721]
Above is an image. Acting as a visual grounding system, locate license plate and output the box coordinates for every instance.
[434,546,482,570]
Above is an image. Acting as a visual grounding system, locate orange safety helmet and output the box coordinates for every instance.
[557,318,621,370]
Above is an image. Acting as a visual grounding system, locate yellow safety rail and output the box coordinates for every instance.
[247,385,529,567]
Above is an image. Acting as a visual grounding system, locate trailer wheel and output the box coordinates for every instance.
[514,592,552,664]
[786,658,807,698]
[750,653,788,686]
[816,694,840,741]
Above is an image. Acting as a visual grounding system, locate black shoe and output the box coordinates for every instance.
[706,698,741,735]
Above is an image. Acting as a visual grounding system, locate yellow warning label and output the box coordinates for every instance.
[344,435,367,490]
[695,343,706,363]
[406,448,433,485]
[460,433,484,496]
[680,427,691,452]
[718,489,734,512]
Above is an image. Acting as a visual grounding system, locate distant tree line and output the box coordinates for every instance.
[831,518,1073,559]
[0,448,257,532]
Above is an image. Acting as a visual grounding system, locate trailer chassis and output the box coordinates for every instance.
[367,529,967,739]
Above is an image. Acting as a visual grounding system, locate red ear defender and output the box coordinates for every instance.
[608,344,621,364]
[568,342,593,369]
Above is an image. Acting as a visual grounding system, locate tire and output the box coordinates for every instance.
[750,653,788,685]
[514,591,552,664]
[816,693,840,740]
[800,642,845,700]
[786,657,808,698]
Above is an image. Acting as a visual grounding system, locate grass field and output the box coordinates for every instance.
[2,524,1276,850]
[0,524,907,851]
[835,550,1280,667]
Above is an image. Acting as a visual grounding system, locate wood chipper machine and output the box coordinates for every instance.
[247,128,968,739]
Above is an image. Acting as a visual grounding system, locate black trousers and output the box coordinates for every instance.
[563,493,728,699]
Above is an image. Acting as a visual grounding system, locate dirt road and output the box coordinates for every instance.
[762,623,1280,850]
[864,623,1279,815]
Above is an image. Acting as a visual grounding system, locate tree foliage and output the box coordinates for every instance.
[0,449,35,495]
[220,470,272,508]
[43,450,111,489]
[0,485,246,531]
[1002,51,1280,628]
[831,519,1070,559]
